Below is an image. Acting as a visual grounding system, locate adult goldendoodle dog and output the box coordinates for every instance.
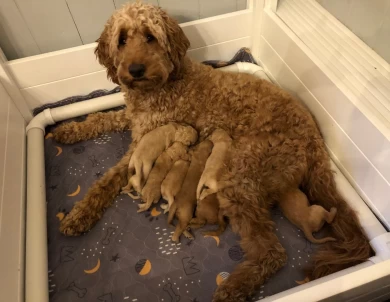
[53,2,371,301]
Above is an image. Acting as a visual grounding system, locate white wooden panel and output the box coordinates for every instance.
[114,0,159,9]
[316,0,352,25]
[7,9,252,89]
[0,51,32,121]
[0,91,9,209]
[188,36,250,62]
[20,37,251,109]
[259,38,390,227]
[343,0,389,50]
[237,0,248,10]
[0,83,26,302]
[200,0,236,18]
[159,0,199,23]
[259,10,390,227]
[7,44,104,89]
[0,0,40,60]
[316,0,390,65]
[373,12,390,65]
[66,0,116,44]
[21,70,118,110]
[262,10,390,181]
[277,0,390,129]
[14,0,82,53]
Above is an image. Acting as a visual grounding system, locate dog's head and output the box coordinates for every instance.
[95,2,190,91]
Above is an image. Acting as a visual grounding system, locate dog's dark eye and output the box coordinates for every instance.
[118,37,126,47]
[118,32,127,47]
[146,34,155,43]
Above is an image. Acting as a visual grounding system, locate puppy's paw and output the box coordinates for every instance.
[53,122,82,144]
[171,234,180,243]
[183,230,194,240]
[137,203,150,213]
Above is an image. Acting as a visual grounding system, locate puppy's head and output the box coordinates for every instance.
[95,2,190,91]
[175,125,198,146]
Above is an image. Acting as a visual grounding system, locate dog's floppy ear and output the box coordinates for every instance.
[161,11,190,79]
[95,25,119,85]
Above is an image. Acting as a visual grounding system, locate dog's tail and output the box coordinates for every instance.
[303,227,336,244]
[303,144,372,279]
[167,203,177,225]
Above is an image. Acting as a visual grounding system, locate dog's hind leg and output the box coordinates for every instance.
[53,109,128,144]
[60,144,135,236]
[213,188,287,302]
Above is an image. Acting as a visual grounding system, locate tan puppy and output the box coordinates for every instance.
[279,188,337,244]
[160,159,190,214]
[137,142,189,212]
[196,129,233,201]
[121,123,197,195]
[168,140,213,243]
[189,193,227,236]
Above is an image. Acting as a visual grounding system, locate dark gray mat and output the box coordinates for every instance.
[45,125,316,302]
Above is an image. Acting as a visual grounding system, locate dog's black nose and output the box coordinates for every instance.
[129,64,145,78]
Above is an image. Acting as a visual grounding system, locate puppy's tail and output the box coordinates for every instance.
[167,194,175,212]
[167,203,177,225]
[303,144,372,279]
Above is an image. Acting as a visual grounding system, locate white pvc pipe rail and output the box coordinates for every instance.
[25,63,390,302]
[26,93,125,302]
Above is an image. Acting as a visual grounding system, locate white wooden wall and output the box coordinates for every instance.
[0,0,247,60]
[316,0,390,64]
[0,81,26,302]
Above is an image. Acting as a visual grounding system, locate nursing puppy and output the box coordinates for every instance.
[137,142,189,212]
[168,140,213,243]
[196,129,233,201]
[122,123,197,195]
[160,159,190,214]
[189,193,227,236]
[279,188,337,244]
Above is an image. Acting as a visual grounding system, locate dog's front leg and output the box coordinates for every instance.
[53,109,129,144]
[59,141,136,236]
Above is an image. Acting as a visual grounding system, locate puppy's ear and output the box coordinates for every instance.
[95,25,119,84]
[161,12,190,79]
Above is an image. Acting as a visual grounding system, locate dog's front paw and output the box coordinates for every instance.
[53,122,82,144]
[59,204,97,236]
[213,283,247,302]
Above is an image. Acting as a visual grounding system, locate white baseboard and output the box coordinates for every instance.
[19,36,250,110]
[5,8,253,110]
[257,8,390,228]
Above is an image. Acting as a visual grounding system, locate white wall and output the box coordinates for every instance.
[0,82,26,302]
[0,0,247,60]
[317,0,390,64]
